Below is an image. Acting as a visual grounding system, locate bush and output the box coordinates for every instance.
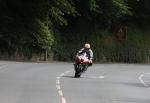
[53,27,150,63]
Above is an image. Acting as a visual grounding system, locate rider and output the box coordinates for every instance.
[75,43,93,67]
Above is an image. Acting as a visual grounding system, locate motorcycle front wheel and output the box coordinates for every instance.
[74,64,82,78]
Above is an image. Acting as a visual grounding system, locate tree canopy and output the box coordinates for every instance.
[0,0,150,61]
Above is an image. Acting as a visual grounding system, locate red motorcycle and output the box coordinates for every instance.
[74,53,90,78]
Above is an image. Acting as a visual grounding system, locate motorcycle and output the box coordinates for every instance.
[74,53,89,78]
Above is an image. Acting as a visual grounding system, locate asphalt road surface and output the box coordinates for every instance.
[0,61,150,103]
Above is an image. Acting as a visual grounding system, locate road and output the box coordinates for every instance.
[0,61,150,103]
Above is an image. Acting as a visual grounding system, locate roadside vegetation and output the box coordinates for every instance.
[0,0,150,63]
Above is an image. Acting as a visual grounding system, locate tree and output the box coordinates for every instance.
[127,0,150,26]
[0,0,77,58]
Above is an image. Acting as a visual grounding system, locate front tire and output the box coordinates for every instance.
[74,72,81,78]
[74,64,82,78]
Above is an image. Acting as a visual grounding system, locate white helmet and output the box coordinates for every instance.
[84,43,91,49]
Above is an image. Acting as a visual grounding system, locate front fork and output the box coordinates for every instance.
[74,63,80,72]
[74,63,88,73]
[82,64,88,72]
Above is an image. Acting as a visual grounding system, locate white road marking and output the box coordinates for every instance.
[82,75,105,79]
[64,71,70,74]
[56,80,60,84]
[56,71,71,103]
[56,70,104,103]
[139,73,150,89]
[60,73,65,77]
[57,77,61,79]
[99,76,105,79]
[58,90,63,96]
[56,85,61,90]
[61,97,66,103]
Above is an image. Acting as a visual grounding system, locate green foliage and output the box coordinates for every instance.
[0,0,150,62]
[68,0,131,31]
[49,0,77,26]
[0,0,76,59]
[128,0,150,26]
[31,19,54,48]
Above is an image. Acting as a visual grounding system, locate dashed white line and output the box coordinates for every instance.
[64,71,70,74]
[60,73,65,77]
[99,76,105,79]
[57,77,61,79]
[56,70,105,103]
[81,75,105,79]
[139,74,148,87]
[61,97,66,103]
[58,90,63,96]
[56,71,71,103]
[139,73,150,89]
[56,85,61,90]
[56,80,60,84]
